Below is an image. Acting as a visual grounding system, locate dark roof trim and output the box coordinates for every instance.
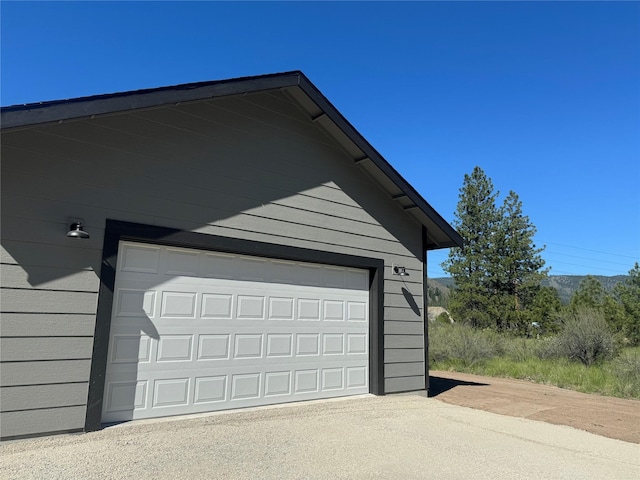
[1,71,463,249]
[1,71,303,130]
[296,74,463,249]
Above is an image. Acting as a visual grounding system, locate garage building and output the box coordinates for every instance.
[0,71,462,440]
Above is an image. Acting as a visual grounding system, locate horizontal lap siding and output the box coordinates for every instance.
[384,376,425,392]
[0,253,96,439]
[1,289,98,314]
[383,275,426,390]
[1,241,102,270]
[1,264,99,292]
[0,90,426,437]
[0,407,86,439]
[384,321,424,335]
[1,313,97,336]
[1,337,94,362]
[384,362,425,377]
[385,349,425,363]
[1,360,92,387]
[1,383,88,412]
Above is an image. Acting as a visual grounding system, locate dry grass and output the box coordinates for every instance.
[430,322,640,399]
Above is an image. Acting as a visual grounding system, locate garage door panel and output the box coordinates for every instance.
[103,366,370,422]
[114,289,157,318]
[109,333,153,364]
[118,243,370,289]
[156,335,194,362]
[103,377,148,419]
[153,377,191,408]
[322,367,345,390]
[165,247,201,276]
[194,375,227,404]
[111,286,367,324]
[264,371,292,397]
[119,243,161,274]
[198,334,231,360]
[159,291,198,319]
[106,331,367,369]
[202,293,235,319]
[104,241,370,422]
[265,333,293,357]
[346,366,368,389]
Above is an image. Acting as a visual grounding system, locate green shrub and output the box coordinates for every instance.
[533,335,572,360]
[436,312,453,325]
[552,308,617,366]
[429,323,501,366]
[504,337,535,362]
[609,349,640,398]
[430,327,640,399]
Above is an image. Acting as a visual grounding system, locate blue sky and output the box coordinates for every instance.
[2,1,638,277]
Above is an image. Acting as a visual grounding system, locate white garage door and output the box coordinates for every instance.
[102,241,369,423]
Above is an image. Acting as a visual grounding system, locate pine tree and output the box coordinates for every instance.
[443,167,548,332]
[570,275,608,310]
[613,263,640,345]
[443,166,500,328]
[490,190,547,331]
[569,275,625,335]
[528,286,562,333]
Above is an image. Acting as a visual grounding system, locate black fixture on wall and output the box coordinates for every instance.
[67,221,90,239]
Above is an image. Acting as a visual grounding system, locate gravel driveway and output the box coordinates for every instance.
[2,394,638,480]
[430,370,640,443]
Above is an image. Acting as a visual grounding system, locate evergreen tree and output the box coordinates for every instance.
[443,166,500,328]
[570,275,625,335]
[491,191,547,331]
[613,263,640,345]
[427,285,449,308]
[570,275,608,310]
[443,167,548,332]
[528,286,562,334]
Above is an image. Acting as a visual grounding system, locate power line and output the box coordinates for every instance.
[429,241,638,262]
[545,260,625,274]
[538,240,639,260]
[543,251,634,268]
[427,240,637,277]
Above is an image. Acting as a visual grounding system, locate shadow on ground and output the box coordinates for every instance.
[428,376,489,397]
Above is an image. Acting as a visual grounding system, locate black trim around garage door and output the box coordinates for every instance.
[84,220,385,432]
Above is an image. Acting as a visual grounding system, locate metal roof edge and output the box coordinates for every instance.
[1,71,304,130]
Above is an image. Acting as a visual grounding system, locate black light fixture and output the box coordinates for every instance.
[67,221,90,239]
[392,265,409,276]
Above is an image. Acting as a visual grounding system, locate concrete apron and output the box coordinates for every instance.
[1,394,638,480]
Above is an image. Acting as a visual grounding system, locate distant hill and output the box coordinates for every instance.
[429,275,629,306]
[540,275,628,304]
[426,278,453,307]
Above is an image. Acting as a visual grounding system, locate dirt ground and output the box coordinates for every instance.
[429,370,640,444]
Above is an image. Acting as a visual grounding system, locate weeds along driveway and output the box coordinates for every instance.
[1,395,638,480]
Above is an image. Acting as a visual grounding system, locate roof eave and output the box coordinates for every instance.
[295,75,463,250]
[0,71,304,130]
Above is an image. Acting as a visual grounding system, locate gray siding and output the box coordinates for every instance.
[1,337,94,362]
[1,360,92,387]
[0,407,86,439]
[1,90,426,438]
[1,313,97,337]
[1,383,88,411]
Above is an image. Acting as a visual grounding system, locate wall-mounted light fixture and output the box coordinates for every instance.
[67,220,90,239]
[392,264,409,276]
